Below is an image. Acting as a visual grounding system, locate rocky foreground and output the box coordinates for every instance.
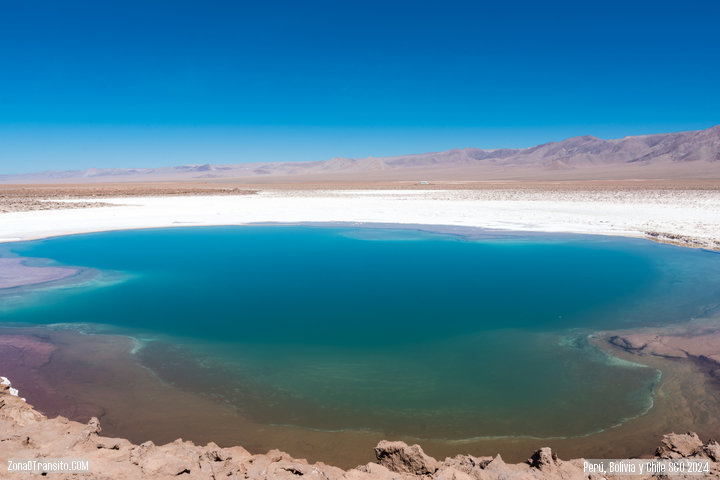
[2,381,720,479]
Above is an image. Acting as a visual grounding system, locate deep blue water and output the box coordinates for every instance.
[2,226,720,439]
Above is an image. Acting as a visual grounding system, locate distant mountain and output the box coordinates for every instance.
[2,125,719,183]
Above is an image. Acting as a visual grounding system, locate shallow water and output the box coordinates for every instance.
[2,226,720,441]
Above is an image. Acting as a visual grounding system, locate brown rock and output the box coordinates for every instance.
[656,432,704,459]
[68,416,101,448]
[350,462,404,480]
[700,440,720,462]
[483,454,506,471]
[2,383,720,479]
[374,440,440,475]
[443,454,493,474]
[528,447,558,469]
[435,466,475,480]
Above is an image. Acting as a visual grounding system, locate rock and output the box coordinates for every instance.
[442,453,493,474]
[374,440,440,475]
[349,462,404,480]
[656,432,704,458]
[702,440,720,461]
[1,380,720,479]
[266,460,314,479]
[528,447,558,469]
[484,454,505,471]
[435,466,475,480]
[223,445,253,461]
[134,439,205,477]
[267,448,294,463]
[68,416,102,448]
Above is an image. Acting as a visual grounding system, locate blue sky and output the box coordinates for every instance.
[1,0,719,174]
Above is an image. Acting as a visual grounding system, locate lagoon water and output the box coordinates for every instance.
[3,226,720,441]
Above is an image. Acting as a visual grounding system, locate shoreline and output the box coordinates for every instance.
[1,186,720,249]
[0,326,720,479]
[3,380,719,480]
[3,309,720,468]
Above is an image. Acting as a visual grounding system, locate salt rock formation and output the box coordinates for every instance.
[2,381,720,479]
[374,440,440,475]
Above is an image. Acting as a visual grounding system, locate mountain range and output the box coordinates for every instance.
[2,125,719,183]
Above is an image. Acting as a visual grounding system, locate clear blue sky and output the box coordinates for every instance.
[1,0,719,174]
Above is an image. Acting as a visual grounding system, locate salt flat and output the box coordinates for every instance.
[1,187,719,249]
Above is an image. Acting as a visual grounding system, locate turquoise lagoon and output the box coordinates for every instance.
[2,226,720,441]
